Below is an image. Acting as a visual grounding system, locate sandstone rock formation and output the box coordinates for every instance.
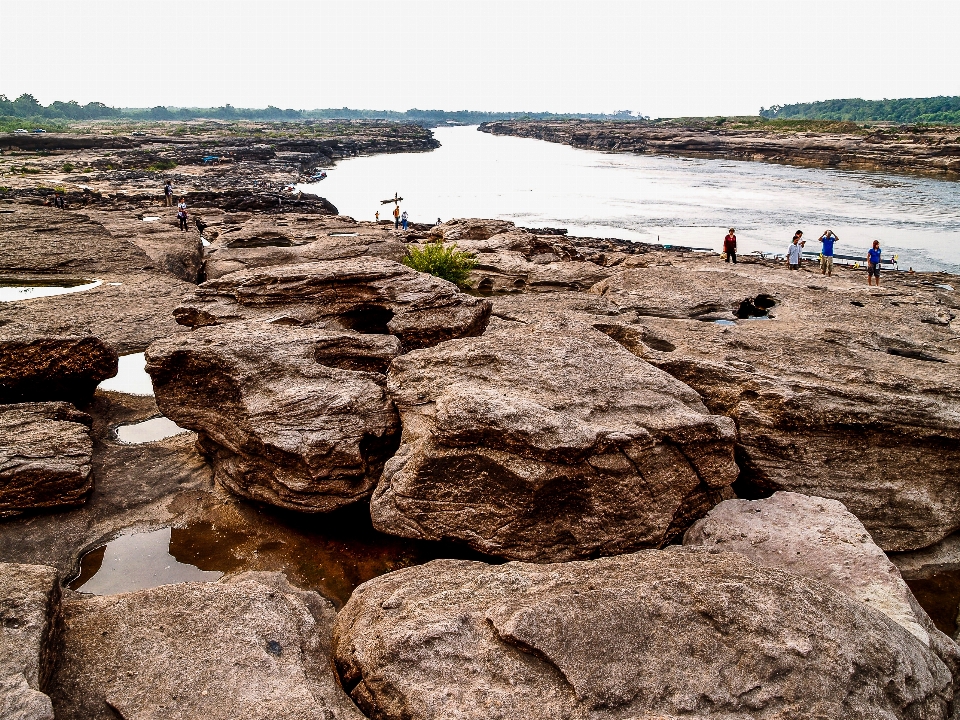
[0,563,61,720]
[485,261,960,553]
[334,549,954,720]
[684,492,940,645]
[481,120,960,178]
[0,336,117,404]
[146,321,400,512]
[0,403,93,517]
[372,322,738,561]
[50,572,365,720]
[174,256,491,349]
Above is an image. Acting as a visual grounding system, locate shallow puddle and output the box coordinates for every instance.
[905,572,960,636]
[69,527,221,595]
[115,416,189,444]
[714,319,736,326]
[98,353,154,395]
[329,232,359,237]
[70,501,495,606]
[0,278,102,302]
[142,216,160,222]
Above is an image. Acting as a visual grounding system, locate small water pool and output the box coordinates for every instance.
[0,278,102,303]
[115,416,188,444]
[98,353,154,395]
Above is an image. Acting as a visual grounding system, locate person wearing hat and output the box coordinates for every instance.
[723,228,737,263]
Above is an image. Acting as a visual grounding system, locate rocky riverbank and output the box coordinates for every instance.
[480,120,960,178]
[1,177,960,718]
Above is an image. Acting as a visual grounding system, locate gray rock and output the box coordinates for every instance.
[0,563,61,720]
[684,491,935,644]
[0,336,118,405]
[146,321,400,512]
[334,549,954,720]
[372,322,738,561]
[0,403,93,517]
[174,256,491,350]
[50,572,365,720]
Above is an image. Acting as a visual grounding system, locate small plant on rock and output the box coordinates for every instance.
[402,240,477,288]
[61,162,74,172]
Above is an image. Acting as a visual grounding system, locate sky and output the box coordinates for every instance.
[1,0,959,118]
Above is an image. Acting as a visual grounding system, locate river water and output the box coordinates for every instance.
[302,125,960,273]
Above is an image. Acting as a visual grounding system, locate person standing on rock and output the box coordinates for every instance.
[393,204,400,230]
[176,197,188,232]
[819,230,838,276]
[787,231,803,270]
[867,240,882,286]
[401,210,409,231]
[375,210,380,224]
[723,228,737,263]
[164,181,173,207]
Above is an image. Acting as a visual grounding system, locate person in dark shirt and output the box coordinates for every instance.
[723,228,737,263]
[867,240,882,286]
[818,230,838,276]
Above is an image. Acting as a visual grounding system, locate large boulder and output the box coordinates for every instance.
[684,492,950,650]
[0,336,117,405]
[0,563,61,720]
[372,322,738,561]
[174,257,491,350]
[0,403,93,517]
[146,321,400,512]
[50,572,364,720]
[333,549,954,720]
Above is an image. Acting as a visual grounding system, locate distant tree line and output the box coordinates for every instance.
[760,96,960,124]
[0,94,649,126]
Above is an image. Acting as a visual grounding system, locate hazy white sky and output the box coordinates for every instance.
[2,0,958,117]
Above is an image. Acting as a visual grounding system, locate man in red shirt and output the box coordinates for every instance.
[723,228,737,264]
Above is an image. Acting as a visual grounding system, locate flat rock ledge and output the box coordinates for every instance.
[372,322,738,561]
[173,256,492,351]
[333,549,954,720]
[0,563,61,720]
[50,572,364,720]
[146,322,400,512]
[0,336,118,405]
[0,403,93,517]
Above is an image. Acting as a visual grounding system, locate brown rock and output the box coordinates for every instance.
[146,321,400,512]
[174,256,491,350]
[50,572,365,720]
[372,321,738,561]
[0,563,61,720]
[334,549,954,720]
[0,403,93,517]
[0,336,118,405]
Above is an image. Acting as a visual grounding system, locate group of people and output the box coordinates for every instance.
[723,228,884,285]
[376,206,410,230]
[163,182,190,231]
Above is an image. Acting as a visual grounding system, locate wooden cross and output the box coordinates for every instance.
[380,192,403,206]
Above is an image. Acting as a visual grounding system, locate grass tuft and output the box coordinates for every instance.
[402,240,477,288]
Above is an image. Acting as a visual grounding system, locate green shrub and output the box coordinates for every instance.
[402,240,477,288]
[61,162,74,172]
[146,159,177,172]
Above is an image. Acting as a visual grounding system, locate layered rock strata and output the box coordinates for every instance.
[0,336,117,405]
[372,322,738,561]
[50,572,365,720]
[0,563,61,720]
[334,549,955,720]
[173,257,492,350]
[0,403,93,517]
[146,322,400,512]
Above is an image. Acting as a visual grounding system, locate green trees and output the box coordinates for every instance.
[760,97,960,124]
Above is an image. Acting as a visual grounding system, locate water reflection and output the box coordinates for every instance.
[0,278,102,302]
[115,416,188,444]
[98,353,153,396]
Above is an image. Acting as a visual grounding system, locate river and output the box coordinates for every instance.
[301,125,960,273]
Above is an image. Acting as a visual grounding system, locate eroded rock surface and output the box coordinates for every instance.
[0,563,61,720]
[50,572,364,720]
[0,336,117,404]
[372,322,738,561]
[146,322,400,512]
[0,403,93,517]
[685,492,936,644]
[174,257,491,350]
[334,549,954,720]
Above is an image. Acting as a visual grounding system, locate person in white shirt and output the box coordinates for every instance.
[787,230,804,270]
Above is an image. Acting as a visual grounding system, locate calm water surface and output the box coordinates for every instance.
[304,126,960,273]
